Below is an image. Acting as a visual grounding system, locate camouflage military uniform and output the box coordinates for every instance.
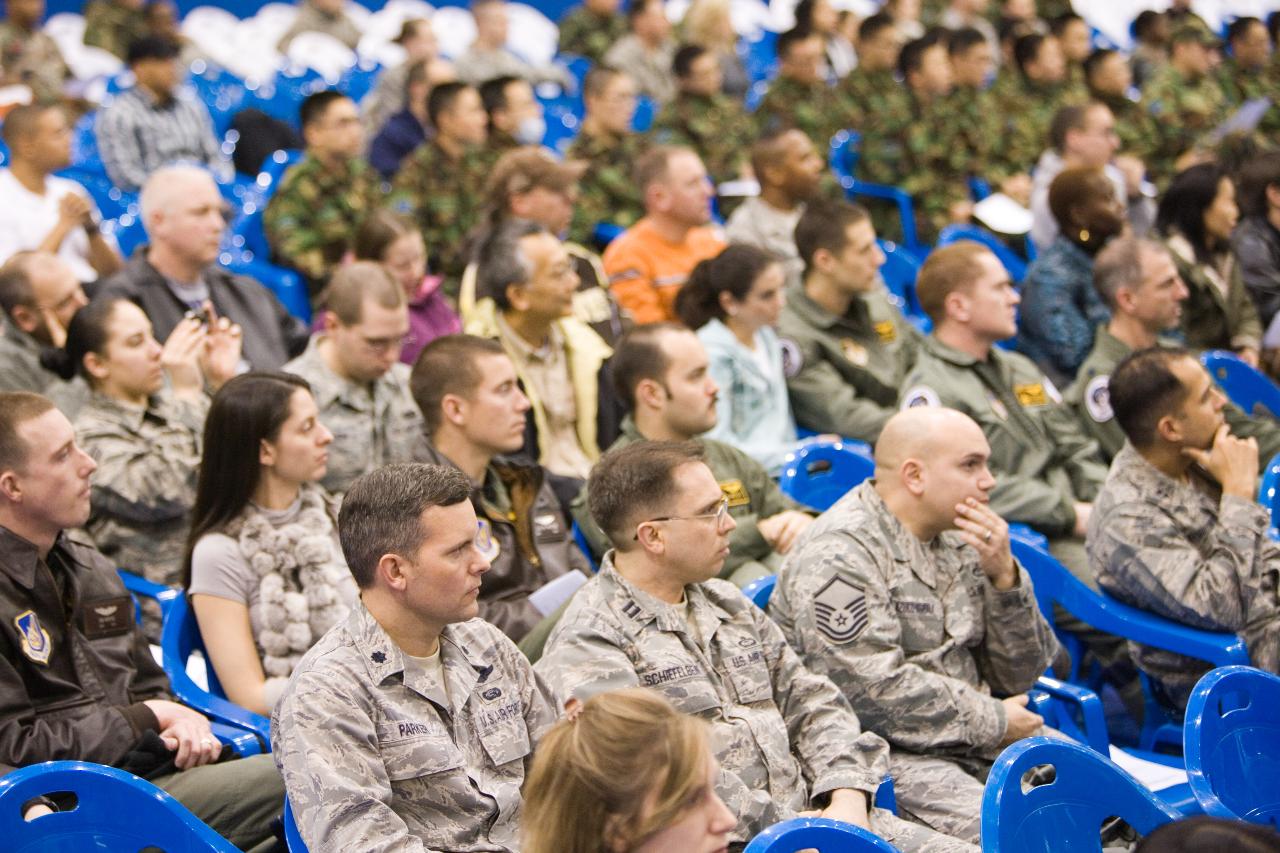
[1093,90,1159,164]
[81,0,147,60]
[949,84,1010,185]
[899,92,973,244]
[754,76,846,151]
[75,390,205,635]
[839,67,906,134]
[1165,233,1263,355]
[390,139,490,296]
[557,7,627,63]
[651,92,753,186]
[1217,58,1280,137]
[1141,65,1228,187]
[283,337,429,496]
[995,78,1083,177]
[0,23,71,105]
[777,285,923,442]
[1066,326,1280,465]
[771,481,1060,843]
[263,154,385,295]
[1088,443,1280,709]
[0,313,88,418]
[536,557,978,852]
[272,603,558,852]
[572,416,802,583]
[565,129,648,246]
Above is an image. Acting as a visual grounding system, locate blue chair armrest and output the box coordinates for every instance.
[874,775,896,814]
[1029,675,1109,753]
[847,180,923,255]
[1008,524,1049,549]
[117,570,180,623]
[166,658,272,749]
[210,720,262,757]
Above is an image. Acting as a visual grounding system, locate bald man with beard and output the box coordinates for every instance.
[770,407,1060,845]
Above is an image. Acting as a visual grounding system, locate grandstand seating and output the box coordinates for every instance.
[1183,665,1280,827]
[1259,452,1280,537]
[1201,350,1280,421]
[936,224,1029,284]
[0,761,240,852]
[777,437,874,512]
[118,568,181,624]
[743,817,901,852]
[981,737,1184,852]
[284,796,309,853]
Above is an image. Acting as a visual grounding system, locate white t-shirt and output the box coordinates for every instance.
[0,169,117,283]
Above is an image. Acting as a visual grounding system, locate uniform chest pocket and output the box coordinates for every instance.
[720,648,773,706]
[378,729,465,782]
[891,584,945,653]
[636,659,720,715]
[478,720,532,768]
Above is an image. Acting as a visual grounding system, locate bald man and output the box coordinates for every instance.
[770,407,1060,845]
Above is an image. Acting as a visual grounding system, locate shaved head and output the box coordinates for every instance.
[875,407,981,477]
[140,165,218,223]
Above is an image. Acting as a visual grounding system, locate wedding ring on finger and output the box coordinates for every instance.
[983,528,992,543]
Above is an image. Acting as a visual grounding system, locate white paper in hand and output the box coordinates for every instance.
[528,571,588,616]
[973,193,1034,236]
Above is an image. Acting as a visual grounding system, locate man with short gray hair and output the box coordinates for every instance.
[0,252,89,416]
[272,462,558,852]
[284,261,428,495]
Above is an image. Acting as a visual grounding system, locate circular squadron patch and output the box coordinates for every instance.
[901,386,941,409]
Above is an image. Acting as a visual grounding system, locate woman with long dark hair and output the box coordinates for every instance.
[184,371,353,715]
[1158,163,1263,366]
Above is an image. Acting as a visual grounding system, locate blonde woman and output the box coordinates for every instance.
[523,689,736,853]
[681,0,749,97]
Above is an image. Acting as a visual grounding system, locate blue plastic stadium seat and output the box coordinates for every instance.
[1258,451,1280,537]
[981,737,1183,851]
[117,569,180,624]
[877,239,929,331]
[829,131,926,256]
[778,438,875,512]
[1201,350,1280,419]
[0,761,239,852]
[742,574,775,609]
[745,816,901,852]
[284,796,309,853]
[936,224,1028,283]
[631,94,656,133]
[1183,665,1280,827]
[160,594,272,747]
[571,519,599,572]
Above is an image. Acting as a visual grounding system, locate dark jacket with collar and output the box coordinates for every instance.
[95,250,309,370]
[0,525,169,772]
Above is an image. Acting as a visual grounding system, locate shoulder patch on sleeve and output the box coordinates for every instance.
[779,337,803,379]
[901,385,941,410]
[813,576,868,645]
[1084,375,1113,423]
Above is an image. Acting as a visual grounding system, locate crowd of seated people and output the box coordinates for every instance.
[5,0,1280,849]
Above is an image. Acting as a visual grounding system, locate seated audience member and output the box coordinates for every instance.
[1137,816,1280,852]
[883,0,922,41]
[96,166,309,370]
[96,37,227,193]
[54,299,239,633]
[675,244,800,474]
[467,220,613,481]
[1141,25,1226,187]
[538,441,977,851]
[566,66,648,245]
[1050,12,1092,95]
[651,43,753,186]
[272,462,558,850]
[410,335,590,642]
[1030,103,1154,253]
[368,60,432,180]
[455,0,571,88]
[754,28,843,150]
[141,0,201,66]
[390,81,490,294]
[794,0,855,79]
[1089,347,1280,709]
[1129,9,1168,90]
[0,105,122,284]
[0,253,90,416]
[1084,48,1158,169]
[772,407,1059,844]
[1231,152,1280,331]
[778,200,922,443]
[264,91,384,297]
[841,13,905,127]
[1219,17,1280,136]
[479,74,545,157]
[284,263,428,495]
[1019,167,1125,386]
[361,18,452,139]
[276,0,360,52]
[603,0,677,104]
[993,33,1076,180]
[82,0,147,60]
[523,689,736,853]
[186,372,354,716]
[1067,237,1280,464]
[557,0,626,64]
[941,0,998,62]
[725,128,824,287]
[0,0,72,105]
[682,0,750,97]
[575,323,810,584]
[465,147,627,346]
[1158,164,1263,366]
[603,146,726,323]
[0,391,284,848]
[353,210,460,365]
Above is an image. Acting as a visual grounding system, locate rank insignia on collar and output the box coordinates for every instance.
[14,610,51,665]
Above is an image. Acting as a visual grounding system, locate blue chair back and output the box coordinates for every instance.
[1201,350,1280,419]
[877,240,928,330]
[117,569,180,624]
[744,816,901,852]
[631,94,656,133]
[981,737,1183,851]
[160,594,272,746]
[1184,665,1280,827]
[571,519,599,572]
[778,439,875,512]
[283,796,309,852]
[742,574,776,609]
[0,761,238,852]
[1259,451,1280,536]
[936,224,1029,283]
